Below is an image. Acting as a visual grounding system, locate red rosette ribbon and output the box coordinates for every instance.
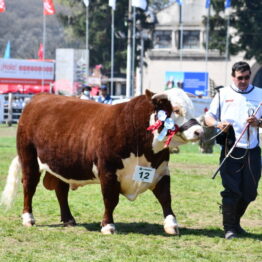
[164,125,180,148]
[147,120,163,133]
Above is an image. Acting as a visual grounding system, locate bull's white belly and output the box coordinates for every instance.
[115,153,169,201]
[37,158,100,189]
[37,154,169,200]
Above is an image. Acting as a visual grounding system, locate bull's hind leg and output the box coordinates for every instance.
[100,172,120,234]
[152,175,179,235]
[43,173,76,226]
[19,146,41,227]
[55,179,76,226]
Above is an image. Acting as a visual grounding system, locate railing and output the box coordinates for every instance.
[0,94,33,125]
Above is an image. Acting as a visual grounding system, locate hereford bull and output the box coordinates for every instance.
[1,88,203,235]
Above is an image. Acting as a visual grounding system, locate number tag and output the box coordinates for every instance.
[132,166,155,183]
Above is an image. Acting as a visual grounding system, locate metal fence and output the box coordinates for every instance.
[0,94,33,125]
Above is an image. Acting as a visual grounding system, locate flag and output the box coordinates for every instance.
[131,0,147,10]
[224,0,231,8]
[83,0,89,7]
[205,0,210,8]
[43,0,56,15]
[3,41,10,58]
[109,0,116,10]
[38,43,44,60]
[176,0,182,5]
[0,0,6,12]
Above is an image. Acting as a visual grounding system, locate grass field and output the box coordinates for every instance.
[0,125,261,262]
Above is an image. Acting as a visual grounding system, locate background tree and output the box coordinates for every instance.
[204,0,262,63]
[58,0,160,75]
[0,0,80,59]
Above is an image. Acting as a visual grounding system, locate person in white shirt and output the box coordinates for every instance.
[80,86,92,100]
[205,61,262,239]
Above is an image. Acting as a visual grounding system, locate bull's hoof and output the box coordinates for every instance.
[164,215,179,235]
[101,224,116,234]
[22,212,35,227]
[63,219,76,227]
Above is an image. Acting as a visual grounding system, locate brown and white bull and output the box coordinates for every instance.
[1,88,203,235]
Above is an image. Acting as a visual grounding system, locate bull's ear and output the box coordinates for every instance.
[150,92,172,113]
[145,89,155,100]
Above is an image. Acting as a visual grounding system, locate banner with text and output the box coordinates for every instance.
[0,59,55,85]
[165,71,208,96]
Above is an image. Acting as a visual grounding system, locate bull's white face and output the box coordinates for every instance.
[151,88,203,151]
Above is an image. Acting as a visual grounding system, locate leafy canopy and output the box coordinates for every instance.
[205,0,262,63]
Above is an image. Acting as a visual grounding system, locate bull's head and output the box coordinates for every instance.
[146,88,204,150]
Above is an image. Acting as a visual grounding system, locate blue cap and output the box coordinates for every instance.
[100,85,107,90]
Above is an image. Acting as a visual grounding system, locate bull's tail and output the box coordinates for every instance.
[0,156,21,210]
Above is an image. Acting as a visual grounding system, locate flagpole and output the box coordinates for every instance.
[179,4,183,71]
[126,0,132,98]
[85,4,89,84]
[131,6,136,97]
[205,4,210,96]
[225,12,230,86]
[43,13,46,60]
[110,7,115,95]
[42,10,46,91]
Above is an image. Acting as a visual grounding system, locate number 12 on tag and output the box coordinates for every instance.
[132,166,156,183]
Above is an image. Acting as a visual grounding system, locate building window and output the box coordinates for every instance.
[177,30,200,49]
[153,30,172,49]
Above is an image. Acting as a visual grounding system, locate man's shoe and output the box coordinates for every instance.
[236,225,247,234]
[225,230,238,239]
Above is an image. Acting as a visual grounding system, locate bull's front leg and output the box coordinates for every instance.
[152,175,179,235]
[100,172,120,234]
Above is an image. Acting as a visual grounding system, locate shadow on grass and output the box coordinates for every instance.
[37,222,262,240]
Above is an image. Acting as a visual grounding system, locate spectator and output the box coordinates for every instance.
[80,86,92,100]
[96,85,112,104]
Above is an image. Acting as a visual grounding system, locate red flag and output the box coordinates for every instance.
[38,43,44,60]
[43,0,56,15]
[0,0,6,13]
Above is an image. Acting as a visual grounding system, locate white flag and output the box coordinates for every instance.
[83,0,89,7]
[132,0,147,10]
[109,0,116,10]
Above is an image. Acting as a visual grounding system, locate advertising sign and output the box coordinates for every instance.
[0,95,4,122]
[0,59,55,85]
[165,71,208,96]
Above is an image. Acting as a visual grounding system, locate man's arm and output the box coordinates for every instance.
[204,114,231,131]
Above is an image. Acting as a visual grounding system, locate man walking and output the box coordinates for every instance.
[205,61,262,239]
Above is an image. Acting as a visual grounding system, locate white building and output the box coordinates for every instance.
[143,1,260,95]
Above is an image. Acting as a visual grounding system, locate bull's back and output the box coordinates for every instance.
[17,94,116,177]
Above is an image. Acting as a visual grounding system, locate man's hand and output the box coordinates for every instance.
[216,121,231,132]
[247,115,260,127]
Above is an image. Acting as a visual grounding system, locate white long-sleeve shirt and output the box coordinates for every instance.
[206,84,262,149]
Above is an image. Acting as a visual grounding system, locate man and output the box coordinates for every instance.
[205,61,262,239]
[96,85,113,104]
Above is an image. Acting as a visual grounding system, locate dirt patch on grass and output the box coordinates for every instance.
[169,162,218,176]
[0,125,17,137]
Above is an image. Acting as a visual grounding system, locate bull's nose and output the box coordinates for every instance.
[194,129,204,137]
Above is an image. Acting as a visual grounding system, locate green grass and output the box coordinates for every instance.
[0,126,261,262]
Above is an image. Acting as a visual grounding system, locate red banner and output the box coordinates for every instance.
[43,0,56,15]
[0,0,6,13]
[38,43,44,60]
